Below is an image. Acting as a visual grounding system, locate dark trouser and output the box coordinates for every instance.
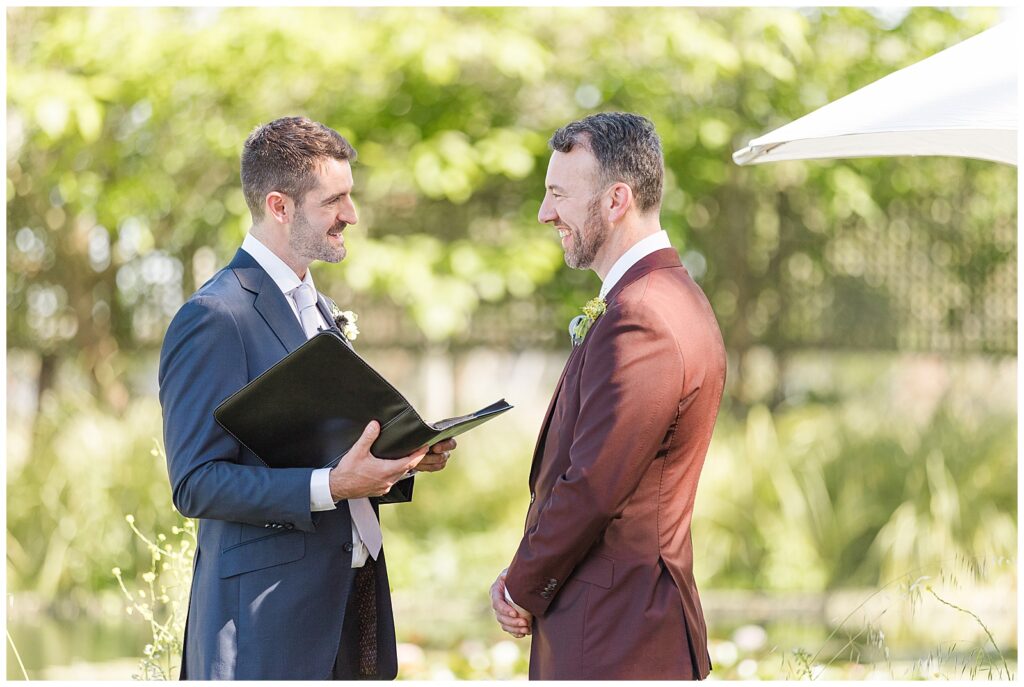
[332,558,380,680]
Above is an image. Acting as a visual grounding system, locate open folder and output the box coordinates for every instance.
[214,330,512,469]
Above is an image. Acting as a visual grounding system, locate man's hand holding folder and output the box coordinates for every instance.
[330,420,456,499]
[213,331,511,472]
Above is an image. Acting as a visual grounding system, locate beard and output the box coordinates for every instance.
[563,194,610,270]
[289,206,347,264]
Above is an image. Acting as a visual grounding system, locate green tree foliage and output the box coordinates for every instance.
[7,7,1015,410]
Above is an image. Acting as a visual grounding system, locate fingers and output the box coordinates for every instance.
[497,608,528,627]
[353,445,425,497]
[429,438,457,454]
[495,606,530,637]
[421,438,455,473]
[491,596,521,620]
[416,451,449,473]
[490,573,530,637]
[351,420,381,457]
[489,576,510,611]
[495,610,528,628]
[420,453,448,466]
[400,446,429,472]
[500,622,530,638]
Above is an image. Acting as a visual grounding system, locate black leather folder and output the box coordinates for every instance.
[214,330,513,469]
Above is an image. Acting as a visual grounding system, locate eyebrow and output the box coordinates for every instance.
[547,184,567,193]
[320,191,347,206]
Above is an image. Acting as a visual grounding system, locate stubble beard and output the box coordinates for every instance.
[564,194,610,270]
[289,205,347,264]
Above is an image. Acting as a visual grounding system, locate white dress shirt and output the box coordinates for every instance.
[598,230,673,299]
[240,233,370,567]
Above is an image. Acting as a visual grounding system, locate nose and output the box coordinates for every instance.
[341,197,358,226]
[538,194,557,225]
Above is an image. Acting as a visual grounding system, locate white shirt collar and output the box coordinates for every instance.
[598,230,672,299]
[241,232,317,300]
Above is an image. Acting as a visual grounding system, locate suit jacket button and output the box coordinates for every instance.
[284,524,294,530]
[540,590,551,599]
[343,543,354,553]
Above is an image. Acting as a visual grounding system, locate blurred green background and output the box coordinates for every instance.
[6,5,1016,680]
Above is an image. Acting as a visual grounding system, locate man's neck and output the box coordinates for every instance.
[249,224,308,280]
[591,216,663,281]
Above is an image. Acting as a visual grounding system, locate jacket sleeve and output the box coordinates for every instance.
[158,295,317,532]
[504,300,685,616]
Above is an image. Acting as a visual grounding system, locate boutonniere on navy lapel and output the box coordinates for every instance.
[569,296,607,347]
[328,301,360,342]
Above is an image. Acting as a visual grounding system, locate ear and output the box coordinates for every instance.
[265,191,292,225]
[607,182,633,223]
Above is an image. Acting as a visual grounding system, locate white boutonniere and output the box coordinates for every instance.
[569,296,606,346]
[328,302,360,342]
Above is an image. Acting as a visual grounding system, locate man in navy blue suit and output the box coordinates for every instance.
[159,116,455,679]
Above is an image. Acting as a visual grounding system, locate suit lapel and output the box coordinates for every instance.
[315,295,335,330]
[230,249,338,528]
[316,293,351,347]
[527,248,683,488]
[229,248,307,353]
[527,344,583,487]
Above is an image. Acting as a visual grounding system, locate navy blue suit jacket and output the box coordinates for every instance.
[158,248,409,679]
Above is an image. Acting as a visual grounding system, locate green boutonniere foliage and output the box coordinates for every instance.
[571,296,607,345]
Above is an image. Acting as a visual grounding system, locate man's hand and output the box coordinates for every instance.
[416,437,457,473]
[329,421,427,500]
[490,568,532,638]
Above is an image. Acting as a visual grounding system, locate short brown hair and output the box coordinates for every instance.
[240,116,357,220]
[549,112,663,213]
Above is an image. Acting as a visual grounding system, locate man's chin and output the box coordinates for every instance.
[314,248,346,263]
[563,252,589,270]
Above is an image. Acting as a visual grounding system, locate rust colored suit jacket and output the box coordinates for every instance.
[504,248,726,680]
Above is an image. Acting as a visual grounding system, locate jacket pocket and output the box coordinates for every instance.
[219,530,305,578]
[572,554,614,589]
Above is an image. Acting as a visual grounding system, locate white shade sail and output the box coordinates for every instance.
[733,21,1018,166]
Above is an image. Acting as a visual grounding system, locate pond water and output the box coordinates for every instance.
[7,615,149,680]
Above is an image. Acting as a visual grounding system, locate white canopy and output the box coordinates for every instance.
[733,21,1018,166]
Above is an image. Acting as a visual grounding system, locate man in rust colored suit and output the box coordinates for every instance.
[489,113,726,680]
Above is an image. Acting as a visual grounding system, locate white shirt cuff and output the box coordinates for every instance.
[310,468,336,512]
[504,586,517,607]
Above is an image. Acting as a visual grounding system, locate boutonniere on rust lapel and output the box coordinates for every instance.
[568,296,606,347]
[328,301,360,342]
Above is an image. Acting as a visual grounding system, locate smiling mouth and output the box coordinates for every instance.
[327,223,347,237]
